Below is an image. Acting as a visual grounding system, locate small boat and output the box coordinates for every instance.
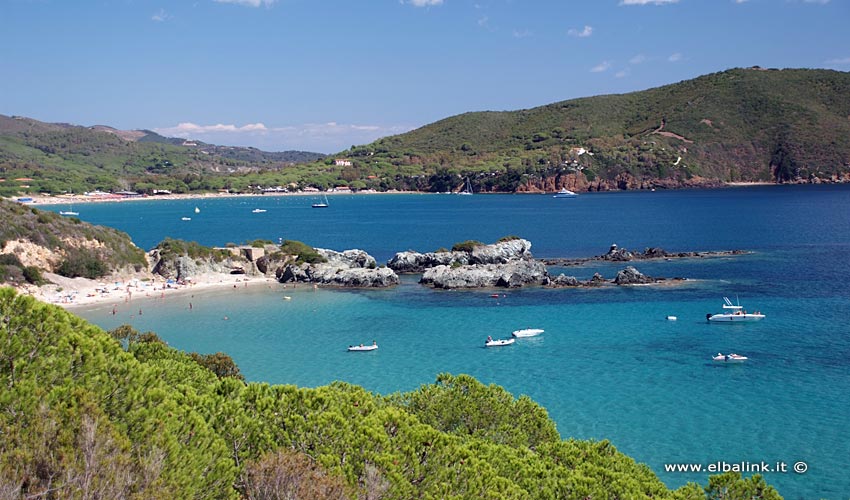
[706,297,765,322]
[252,209,267,213]
[181,217,192,221]
[312,194,329,208]
[194,206,200,214]
[490,294,500,298]
[553,188,578,198]
[457,177,473,195]
[282,296,292,301]
[59,211,79,216]
[712,353,748,363]
[485,337,515,347]
[348,342,378,352]
[512,328,544,338]
[666,315,677,321]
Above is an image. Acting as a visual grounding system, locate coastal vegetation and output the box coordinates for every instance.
[0,198,146,280]
[3,68,849,198]
[0,288,783,499]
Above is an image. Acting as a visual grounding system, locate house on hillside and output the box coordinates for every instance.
[334,159,353,167]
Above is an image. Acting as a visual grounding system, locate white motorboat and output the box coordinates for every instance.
[553,188,577,198]
[348,342,378,352]
[666,315,677,321]
[712,353,748,363]
[252,209,267,213]
[485,337,515,347]
[181,217,192,221]
[706,297,765,322]
[59,211,79,216]
[512,328,544,338]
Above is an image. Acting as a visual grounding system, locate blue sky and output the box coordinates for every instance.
[2,0,848,153]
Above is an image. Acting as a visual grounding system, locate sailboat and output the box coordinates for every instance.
[312,194,329,208]
[457,177,473,195]
[59,204,79,216]
[194,206,200,214]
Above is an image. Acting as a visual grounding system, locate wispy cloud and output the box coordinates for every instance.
[151,8,169,22]
[477,16,489,27]
[154,121,414,153]
[512,29,532,39]
[620,0,679,5]
[568,25,593,38]
[629,54,647,64]
[591,61,612,73]
[668,52,683,62]
[213,0,277,7]
[406,0,444,7]
[615,69,629,78]
[734,0,749,3]
[803,0,830,3]
[825,57,850,65]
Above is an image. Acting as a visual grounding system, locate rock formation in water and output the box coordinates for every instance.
[278,248,399,288]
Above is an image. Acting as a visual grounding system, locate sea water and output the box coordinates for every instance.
[62,185,850,499]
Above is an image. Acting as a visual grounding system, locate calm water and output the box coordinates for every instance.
[60,186,850,499]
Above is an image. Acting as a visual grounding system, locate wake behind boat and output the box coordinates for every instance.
[706,297,765,322]
[512,328,544,338]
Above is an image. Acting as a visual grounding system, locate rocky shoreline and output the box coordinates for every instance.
[541,244,749,267]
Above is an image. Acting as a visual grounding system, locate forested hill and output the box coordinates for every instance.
[339,67,850,192]
[0,288,782,499]
[0,114,324,196]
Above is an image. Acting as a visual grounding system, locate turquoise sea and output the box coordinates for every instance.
[57,186,850,500]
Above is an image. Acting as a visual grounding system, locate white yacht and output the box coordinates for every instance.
[713,353,748,363]
[706,297,765,322]
[512,328,544,338]
[553,188,577,198]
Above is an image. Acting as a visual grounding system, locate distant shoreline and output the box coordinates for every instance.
[16,182,795,206]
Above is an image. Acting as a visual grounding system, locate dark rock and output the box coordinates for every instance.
[614,266,654,285]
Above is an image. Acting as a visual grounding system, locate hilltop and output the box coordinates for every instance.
[338,67,850,192]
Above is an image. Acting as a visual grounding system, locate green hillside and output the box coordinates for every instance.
[333,67,850,192]
[3,67,849,196]
[0,198,146,282]
[0,288,782,499]
[0,114,324,197]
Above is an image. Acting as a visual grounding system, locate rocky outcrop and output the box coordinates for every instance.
[541,245,749,267]
[388,238,533,273]
[614,266,655,285]
[149,250,257,282]
[278,248,398,288]
[419,260,548,289]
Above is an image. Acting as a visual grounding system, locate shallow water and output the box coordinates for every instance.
[65,185,850,499]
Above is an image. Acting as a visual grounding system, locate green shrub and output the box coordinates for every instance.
[56,251,108,279]
[0,253,23,267]
[497,235,521,243]
[451,240,483,252]
[280,240,326,264]
[22,266,45,285]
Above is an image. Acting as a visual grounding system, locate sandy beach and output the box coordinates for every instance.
[19,271,280,311]
[24,189,420,206]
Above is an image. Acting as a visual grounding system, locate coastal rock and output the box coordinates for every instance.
[150,250,254,282]
[420,260,548,289]
[550,274,581,287]
[278,248,398,288]
[388,239,532,273]
[601,243,634,262]
[614,266,655,285]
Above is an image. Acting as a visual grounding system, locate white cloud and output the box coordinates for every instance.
[568,25,593,38]
[826,57,850,64]
[629,54,647,64]
[151,8,170,22]
[154,121,413,153]
[477,16,489,27]
[512,29,532,38]
[668,52,683,62]
[591,61,612,73]
[803,0,829,3]
[406,0,444,7]
[615,69,629,78]
[734,0,749,3]
[620,0,679,5]
[213,0,277,7]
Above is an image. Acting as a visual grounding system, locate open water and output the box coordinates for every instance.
[60,185,850,499]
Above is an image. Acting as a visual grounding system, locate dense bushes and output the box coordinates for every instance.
[56,250,109,279]
[0,288,784,500]
[279,240,326,264]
